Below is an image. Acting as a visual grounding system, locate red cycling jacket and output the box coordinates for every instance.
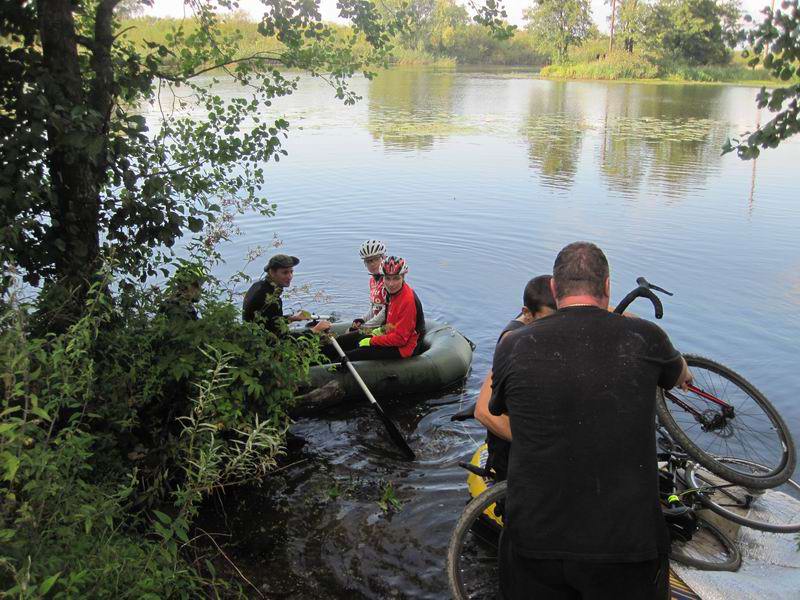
[370,282,424,358]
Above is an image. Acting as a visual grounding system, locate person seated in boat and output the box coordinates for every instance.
[350,239,388,332]
[243,254,330,334]
[473,275,557,480]
[322,256,424,362]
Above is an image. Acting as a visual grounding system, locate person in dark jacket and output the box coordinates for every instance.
[243,254,329,334]
[474,275,556,479]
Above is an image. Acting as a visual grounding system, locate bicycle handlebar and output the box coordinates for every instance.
[613,277,673,319]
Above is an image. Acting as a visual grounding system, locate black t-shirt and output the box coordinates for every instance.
[496,318,525,345]
[242,278,284,332]
[489,306,683,562]
[486,319,527,479]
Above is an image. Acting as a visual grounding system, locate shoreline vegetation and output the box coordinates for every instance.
[122,16,783,85]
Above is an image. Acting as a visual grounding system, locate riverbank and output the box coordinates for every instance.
[540,52,782,86]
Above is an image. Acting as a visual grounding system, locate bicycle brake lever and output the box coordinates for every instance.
[636,277,673,297]
[650,283,673,296]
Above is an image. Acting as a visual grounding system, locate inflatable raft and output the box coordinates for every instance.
[303,320,474,403]
[463,443,700,600]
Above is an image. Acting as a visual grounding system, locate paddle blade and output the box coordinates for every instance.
[374,404,416,461]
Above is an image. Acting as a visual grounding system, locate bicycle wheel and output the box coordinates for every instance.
[656,354,795,489]
[446,481,506,600]
[669,515,741,572]
[686,458,800,533]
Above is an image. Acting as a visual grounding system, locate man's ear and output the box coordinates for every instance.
[549,278,558,303]
[604,277,610,298]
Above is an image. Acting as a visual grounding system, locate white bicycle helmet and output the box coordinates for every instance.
[359,239,387,260]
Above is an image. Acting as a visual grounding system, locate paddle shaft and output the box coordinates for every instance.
[328,337,416,460]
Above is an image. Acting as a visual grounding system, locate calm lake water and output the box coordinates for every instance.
[146,68,800,597]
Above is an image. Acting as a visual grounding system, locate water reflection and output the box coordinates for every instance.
[598,85,730,199]
[367,69,467,151]
[523,82,586,189]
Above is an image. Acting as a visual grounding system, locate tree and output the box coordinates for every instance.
[524,0,593,62]
[0,0,401,319]
[616,0,651,53]
[648,0,740,64]
[725,0,800,159]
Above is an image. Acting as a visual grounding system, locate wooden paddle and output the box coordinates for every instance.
[328,337,416,461]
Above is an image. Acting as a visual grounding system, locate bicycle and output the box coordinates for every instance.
[446,277,799,599]
[613,278,796,490]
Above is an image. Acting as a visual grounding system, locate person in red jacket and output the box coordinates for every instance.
[323,256,424,362]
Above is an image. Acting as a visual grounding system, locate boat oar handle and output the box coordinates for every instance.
[328,337,416,461]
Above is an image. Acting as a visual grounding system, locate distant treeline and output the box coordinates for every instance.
[123,0,790,81]
[121,14,549,67]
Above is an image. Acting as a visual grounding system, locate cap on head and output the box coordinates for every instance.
[382,256,408,276]
[359,239,386,260]
[265,254,300,272]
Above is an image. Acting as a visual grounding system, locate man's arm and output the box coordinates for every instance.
[474,370,512,441]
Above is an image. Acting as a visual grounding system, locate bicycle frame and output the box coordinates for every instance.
[663,385,736,432]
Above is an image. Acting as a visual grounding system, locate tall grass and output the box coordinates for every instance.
[542,48,782,83]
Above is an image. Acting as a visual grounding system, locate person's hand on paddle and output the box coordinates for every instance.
[358,336,372,347]
[310,319,332,333]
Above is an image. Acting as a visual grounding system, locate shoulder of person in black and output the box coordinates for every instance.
[242,278,283,326]
[489,307,683,416]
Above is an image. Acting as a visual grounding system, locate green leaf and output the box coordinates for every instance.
[187,217,203,233]
[1,452,20,481]
[39,572,61,595]
[0,529,16,542]
[29,406,51,421]
[153,510,172,525]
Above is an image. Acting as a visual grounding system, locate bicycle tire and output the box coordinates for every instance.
[446,481,506,600]
[669,515,741,572]
[656,354,795,490]
[686,458,800,533]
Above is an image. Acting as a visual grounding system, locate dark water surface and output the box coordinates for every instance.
[149,69,800,597]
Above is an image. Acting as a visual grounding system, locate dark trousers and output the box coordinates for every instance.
[321,331,403,362]
[498,529,669,600]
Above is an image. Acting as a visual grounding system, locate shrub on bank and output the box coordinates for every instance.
[0,268,318,597]
[542,50,780,83]
[542,51,659,80]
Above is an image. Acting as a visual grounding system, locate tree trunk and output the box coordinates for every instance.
[608,0,617,53]
[39,0,108,310]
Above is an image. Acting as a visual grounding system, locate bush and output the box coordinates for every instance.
[0,266,318,597]
[542,51,659,80]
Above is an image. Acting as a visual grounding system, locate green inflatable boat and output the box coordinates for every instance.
[296,320,474,409]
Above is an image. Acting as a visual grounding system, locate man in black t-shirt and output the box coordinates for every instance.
[489,241,692,600]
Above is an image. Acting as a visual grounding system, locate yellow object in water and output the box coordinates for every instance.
[466,443,503,527]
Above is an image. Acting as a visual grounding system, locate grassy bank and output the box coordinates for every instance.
[540,51,782,85]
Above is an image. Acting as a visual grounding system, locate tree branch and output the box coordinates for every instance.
[155,52,285,82]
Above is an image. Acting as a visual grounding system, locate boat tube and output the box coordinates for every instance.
[302,320,474,404]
